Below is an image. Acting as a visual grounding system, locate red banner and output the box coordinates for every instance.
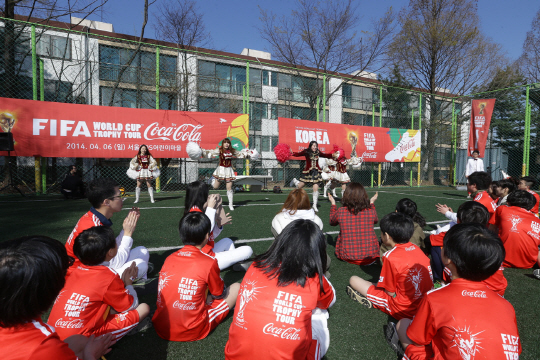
[468,99,495,158]
[0,98,249,158]
[278,118,421,162]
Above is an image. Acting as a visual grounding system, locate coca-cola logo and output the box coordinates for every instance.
[461,290,487,298]
[173,301,197,310]
[362,151,377,159]
[262,323,301,340]
[55,318,84,329]
[143,122,203,142]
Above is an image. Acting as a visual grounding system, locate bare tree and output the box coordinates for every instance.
[107,0,156,106]
[518,8,540,83]
[258,0,394,119]
[154,0,211,111]
[388,0,504,184]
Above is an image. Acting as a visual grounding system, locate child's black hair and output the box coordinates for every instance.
[395,198,426,228]
[379,212,415,244]
[179,212,211,246]
[86,178,118,208]
[497,177,518,194]
[0,236,70,327]
[184,180,210,215]
[507,190,536,211]
[468,171,492,191]
[74,226,116,266]
[456,201,490,226]
[443,223,505,281]
[254,219,327,293]
[520,176,536,189]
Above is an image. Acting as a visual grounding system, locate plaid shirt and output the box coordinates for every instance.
[330,204,379,262]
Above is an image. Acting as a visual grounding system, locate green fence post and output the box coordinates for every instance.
[451,99,456,186]
[371,104,375,188]
[316,96,320,122]
[246,61,250,116]
[155,47,160,110]
[418,93,422,187]
[155,47,161,192]
[523,86,530,176]
[31,25,37,101]
[378,86,383,187]
[323,74,326,122]
[39,59,45,101]
[526,103,531,175]
[410,109,414,187]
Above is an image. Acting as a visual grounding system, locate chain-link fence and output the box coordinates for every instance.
[0,16,537,194]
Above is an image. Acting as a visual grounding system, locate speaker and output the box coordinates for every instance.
[0,132,14,151]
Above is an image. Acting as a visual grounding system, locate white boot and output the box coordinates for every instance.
[332,187,338,198]
[148,187,155,203]
[312,190,319,212]
[211,177,217,188]
[323,181,331,198]
[227,189,234,211]
[134,187,141,203]
[292,178,300,188]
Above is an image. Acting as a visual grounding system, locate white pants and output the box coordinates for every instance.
[114,246,150,280]
[311,308,330,359]
[214,238,253,270]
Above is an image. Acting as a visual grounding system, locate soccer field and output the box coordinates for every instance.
[1,186,539,359]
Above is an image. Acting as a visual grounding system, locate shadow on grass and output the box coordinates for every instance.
[360,263,382,282]
[326,234,336,248]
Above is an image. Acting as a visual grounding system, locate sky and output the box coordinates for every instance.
[83,0,539,64]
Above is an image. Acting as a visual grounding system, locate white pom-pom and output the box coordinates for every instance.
[249,148,260,161]
[186,142,202,160]
[126,169,139,180]
[319,157,327,169]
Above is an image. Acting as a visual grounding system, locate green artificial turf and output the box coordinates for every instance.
[1,187,539,359]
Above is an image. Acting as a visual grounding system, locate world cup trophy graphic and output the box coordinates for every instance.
[348,132,358,158]
[235,280,263,326]
[0,112,16,133]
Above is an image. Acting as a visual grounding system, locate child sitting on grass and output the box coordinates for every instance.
[347,212,433,320]
[152,212,240,341]
[393,224,521,359]
[48,226,150,341]
[440,201,507,296]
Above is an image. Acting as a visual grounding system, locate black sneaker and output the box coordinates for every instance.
[346,286,372,308]
[147,262,154,276]
[385,321,405,358]
[533,269,540,280]
[126,316,153,336]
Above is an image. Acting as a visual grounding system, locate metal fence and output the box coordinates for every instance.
[0,16,537,194]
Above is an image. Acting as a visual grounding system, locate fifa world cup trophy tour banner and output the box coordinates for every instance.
[0,97,249,158]
[278,117,421,162]
[468,99,495,158]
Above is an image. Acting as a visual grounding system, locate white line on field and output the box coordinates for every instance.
[147,219,450,252]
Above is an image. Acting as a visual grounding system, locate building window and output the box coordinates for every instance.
[343,84,374,111]
[36,34,72,60]
[262,70,277,86]
[249,102,267,131]
[261,136,278,152]
[198,96,242,113]
[100,87,177,110]
[99,45,176,87]
[197,60,246,96]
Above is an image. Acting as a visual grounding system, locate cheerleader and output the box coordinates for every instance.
[289,141,333,212]
[126,144,160,203]
[321,157,339,198]
[186,138,259,211]
[323,146,362,198]
[211,138,238,211]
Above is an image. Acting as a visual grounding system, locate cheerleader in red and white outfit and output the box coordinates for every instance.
[211,138,238,211]
[290,141,333,212]
[323,146,361,198]
[127,144,160,203]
